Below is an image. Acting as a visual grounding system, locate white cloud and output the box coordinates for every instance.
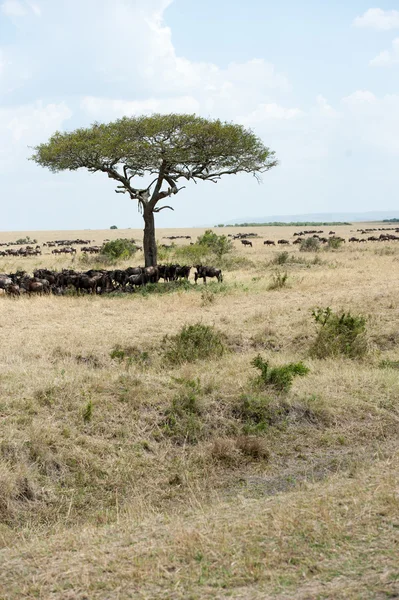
[1,0,40,16]
[239,103,304,126]
[81,96,200,119]
[340,91,399,153]
[1,0,26,16]
[315,95,340,118]
[0,101,72,171]
[370,37,399,66]
[354,8,399,30]
[342,90,377,105]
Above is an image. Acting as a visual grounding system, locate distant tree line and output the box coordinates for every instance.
[215,221,352,227]
[382,218,399,223]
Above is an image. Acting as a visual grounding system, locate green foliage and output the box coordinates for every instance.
[15,236,37,244]
[31,114,277,180]
[83,400,93,423]
[327,237,343,250]
[251,355,309,393]
[379,359,399,370]
[197,230,233,258]
[233,394,289,433]
[268,270,289,290]
[101,238,137,260]
[110,225,118,229]
[162,379,204,444]
[163,323,226,365]
[110,345,150,367]
[300,237,320,252]
[311,307,367,359]
[273,251,289,265]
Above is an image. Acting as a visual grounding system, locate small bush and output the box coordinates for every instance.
[310,307,367,359]
[110,345,150,367]
[252,355,309,392]
[235,436,270,460]
[162,379,204,444]
[110,225,118,229]
[163,323,226,365]
[273,251,289,265]
[197,229,233,258]
[379,359,399,370]
[233,394,289,433]
[327,237,343,250]
[300,237,320,252]
[83,400,93,423]
[101,238,137,260]
[268,270,288,290]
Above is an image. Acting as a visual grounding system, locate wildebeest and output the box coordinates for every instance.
[194,265,223,283]
[278,239,290,245]
[263,240,276,246]
[241,240,253,247]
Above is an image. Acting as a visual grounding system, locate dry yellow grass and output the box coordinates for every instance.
[1,223,399,598]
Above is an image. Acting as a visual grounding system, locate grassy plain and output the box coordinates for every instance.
[1,223,399,599]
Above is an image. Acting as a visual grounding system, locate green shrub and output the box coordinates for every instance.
[273,251,290,265]
[197,229,233,258]
[300,237,320,252]
[327,237,343,250]
[251,355,309,392]
[110,345,150,367]
[233,394,288,433]
[101,238,137,260]
[110,225,118,229]
[379,359,399,370]
[162,379,204,444]
[163,323,226,365]
[83,399,93,423]
[310,307,367,359]
[268,269,289,290]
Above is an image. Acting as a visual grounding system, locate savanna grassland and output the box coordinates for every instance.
[1,224,399,599]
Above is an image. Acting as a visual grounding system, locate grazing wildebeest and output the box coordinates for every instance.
[0,275,12,290]
[241,240,253,247]
[175,265,191,280]
[194,265,223,284]
[277,239,290,245]
[263,240,276,246]
[6,284,20,296]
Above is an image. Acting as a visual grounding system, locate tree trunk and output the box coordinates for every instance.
[143,207,157,267]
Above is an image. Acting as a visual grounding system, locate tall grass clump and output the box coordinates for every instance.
[327,237,343,250]
[163,323,226,365]
[272,251,290,265]
[310,307,368,359]
[268,269,289,290]
[300,237,320,252]
[162,379,204,444]
[251,354,309,393]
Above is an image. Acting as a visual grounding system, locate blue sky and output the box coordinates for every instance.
[1,0,399,230]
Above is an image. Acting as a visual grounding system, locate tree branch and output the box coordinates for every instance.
[153,205,175,213]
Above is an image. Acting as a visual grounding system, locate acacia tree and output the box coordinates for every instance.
[31,114,277,266]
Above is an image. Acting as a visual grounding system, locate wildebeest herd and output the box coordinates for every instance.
[0,264,223,297]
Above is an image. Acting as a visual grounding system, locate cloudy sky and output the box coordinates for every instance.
[1,0,399,230]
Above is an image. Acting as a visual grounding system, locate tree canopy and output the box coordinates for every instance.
[31,113,278,266]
